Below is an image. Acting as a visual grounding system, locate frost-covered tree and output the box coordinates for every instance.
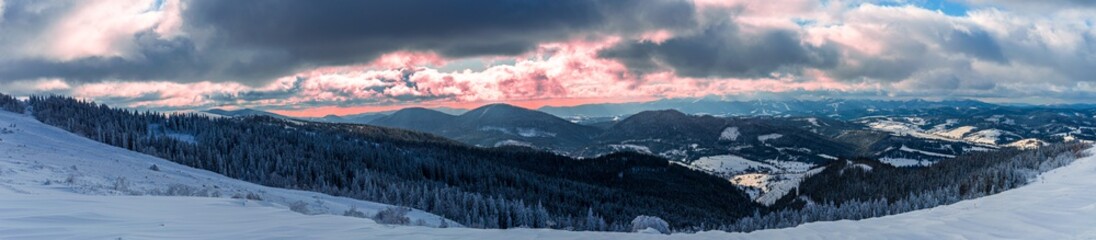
[21,94,757,231]
[584,207,607,231]
[0,93,24,113]
[722,143,1088,233]
[630,215,670,234]
[19,93,1086,233]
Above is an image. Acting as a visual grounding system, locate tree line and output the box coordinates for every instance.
[717,142,1088,232]
[18,94,756,231]
[2,92,1087,233]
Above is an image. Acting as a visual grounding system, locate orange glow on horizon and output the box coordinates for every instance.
[268,97,658,118]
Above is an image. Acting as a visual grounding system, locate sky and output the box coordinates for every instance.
[0,0,1094,117]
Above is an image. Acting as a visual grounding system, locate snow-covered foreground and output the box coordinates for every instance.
[0,111,455,230]
[3,109,1096,239]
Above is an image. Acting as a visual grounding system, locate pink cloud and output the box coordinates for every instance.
[54,36,865,117]
[71,81,249,108]
[261,37,865,116]
[369,51,447,69]
[638,29,675,44]
[39,0,181,60]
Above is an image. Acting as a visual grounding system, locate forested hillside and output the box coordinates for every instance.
[718,143,1088,232]
[4,93,1089,234]
[19,94,756,231]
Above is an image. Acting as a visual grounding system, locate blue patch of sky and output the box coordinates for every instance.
[435,58,520,72]
[147,0,166,12]
[793,18,817,27]
[436,58,488,72]
[876,0,969,16]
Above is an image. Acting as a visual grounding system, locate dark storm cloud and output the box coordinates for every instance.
[182,0,695,75]
[0,0,698,85]
[184,0,610,56]
[828,42,933,83]
[598,24,840,78]
[943,29,1007,64]
[0,0,74,59]
[0,31,211,82]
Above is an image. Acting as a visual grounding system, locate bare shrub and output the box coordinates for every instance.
[372,206,411,225]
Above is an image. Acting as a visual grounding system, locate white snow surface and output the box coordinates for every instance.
[849,163,873,172]
[690,155,777,175]
[757,133,783,142]
[744,167,827,206]
[0,111,457,231]
[935,126,976,139]
[879,157,933,167]
[722,158,819,206]
[899,145,956,158]
[963,129,1005,145]
[480,126,557,138]
[804,118,820,127]
[731,173,770,188]
[764,159,814,172]
[1005,138,1048,149]
[494,139,533,148]
[867,120,955,141]
[4,108,1096,239]
[719,127,740,141]
[868,120,1003,146]
[517,128,556,138]
[608,144,653,154]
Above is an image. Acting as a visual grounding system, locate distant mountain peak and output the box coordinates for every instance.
[468,103,528,113]
[392,107,449,114]
[367,107,455,132]
[637,109,686,115]
[203,108,286,118]
[460,103,549,121]
[626,109,690,120]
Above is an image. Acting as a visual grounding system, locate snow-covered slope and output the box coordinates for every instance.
[690,154,777,175]
[1006,138,1049,149]
[0,111,455,230]
[735,167,826,206]
[687,154,825,206]
[3,108,1095,239]
[5,146,1095,239]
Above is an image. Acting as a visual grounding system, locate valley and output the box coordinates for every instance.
[3,107,1094,238]
[219,99,1096,206]
[4,93,1092,236]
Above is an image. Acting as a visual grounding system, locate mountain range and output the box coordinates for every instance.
[203,99,1096,168]
[5,92,1095,234]
[198,98,1096,206]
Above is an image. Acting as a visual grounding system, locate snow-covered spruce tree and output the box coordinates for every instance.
[630,215,670,234]
[24,95,758,231]
[724,143,1089,233]
[0,92,25,113]
[583,207,608,231]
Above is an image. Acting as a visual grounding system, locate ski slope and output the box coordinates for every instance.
[2,109,1096,239]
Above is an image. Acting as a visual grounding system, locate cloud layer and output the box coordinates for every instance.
[0,0,1094,115]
